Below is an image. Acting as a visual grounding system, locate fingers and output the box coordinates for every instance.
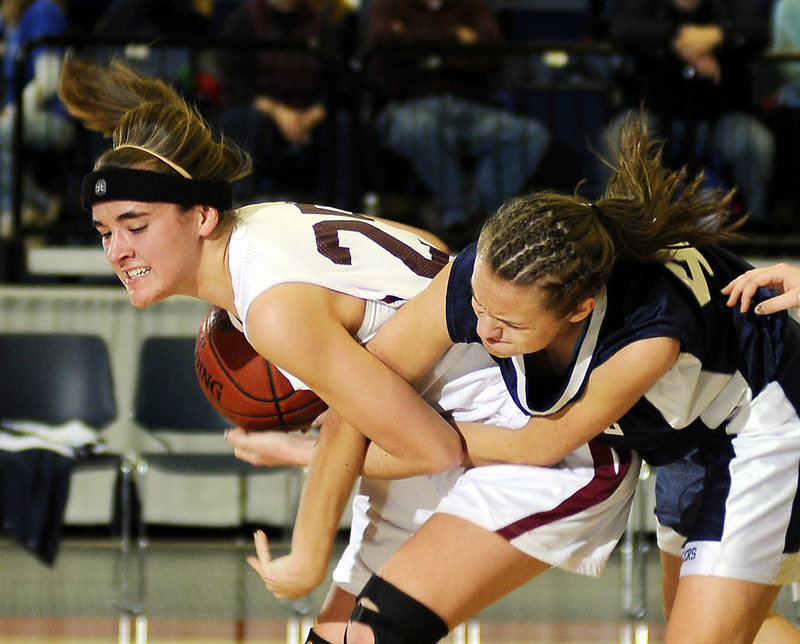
[225,429,283,466]
[253,529,272,564]
[225,427,260,465]
[722,278,759,314]
[722,266,790,314]
[245,529,272,575]
[246,531,295,601]
[311,410,328,428]
[226,429,315,467]
[754,292,800,316]
[224,426,247,443]
[247,530,276,591]
[722,262,800,316]
[225,427,248,459]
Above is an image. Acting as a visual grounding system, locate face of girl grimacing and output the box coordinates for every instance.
[469,259,568,358]
[469,256,596,364]
[92,200,205,308]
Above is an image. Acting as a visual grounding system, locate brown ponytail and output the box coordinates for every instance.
[58,54,252,219]
[476,114,742,317]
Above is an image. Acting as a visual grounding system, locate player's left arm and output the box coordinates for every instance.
[245,283,462,475]
[361,263,457,477]
[457,336,680,467]
[243,283,460,598]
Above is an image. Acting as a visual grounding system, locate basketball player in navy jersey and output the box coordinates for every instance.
[240,127,800,642]
[58,54,642,644]
[314,117,800,644]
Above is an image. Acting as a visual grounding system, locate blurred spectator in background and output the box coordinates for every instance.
[92,0,215,38]
[600,0,774,232]
[0,0,73,238]
[365,0,552,249]
[214,0,351,204]
[92,0,218,100]
[770,0,800,109]
[767,0,800,227]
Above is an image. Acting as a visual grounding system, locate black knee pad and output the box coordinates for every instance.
[346,575,448,644]
[305,627,336,644]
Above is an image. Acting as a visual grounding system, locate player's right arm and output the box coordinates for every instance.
[457,335,679,467]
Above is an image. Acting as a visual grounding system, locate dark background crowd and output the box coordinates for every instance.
[2,0,799,273]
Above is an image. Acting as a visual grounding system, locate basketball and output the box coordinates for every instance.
[194,306,327,430]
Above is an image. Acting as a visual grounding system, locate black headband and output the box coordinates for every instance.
[81,167,233,211]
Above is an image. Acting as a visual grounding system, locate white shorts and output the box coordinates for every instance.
[656,382,800,585]
[435,443,639,578]
[332,344,639,595]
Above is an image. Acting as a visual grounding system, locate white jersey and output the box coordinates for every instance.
[228,202,448,338]
[227,202,450,389]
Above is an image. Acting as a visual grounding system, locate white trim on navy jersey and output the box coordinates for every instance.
[446,243,800,465]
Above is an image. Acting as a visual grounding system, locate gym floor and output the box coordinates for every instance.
[1,530,798,644]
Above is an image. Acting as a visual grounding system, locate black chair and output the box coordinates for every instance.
[131,335,307,619]
[131,336,302,534]
[0,333,139,613]
[494,0,594,42]
[0,333,115,427]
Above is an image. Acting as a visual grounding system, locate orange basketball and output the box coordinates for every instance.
[194,306,327,430]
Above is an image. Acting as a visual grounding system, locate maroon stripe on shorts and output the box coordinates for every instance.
[495,441,632,541]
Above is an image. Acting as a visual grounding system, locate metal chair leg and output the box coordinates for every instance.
[286,616,313,644]
[115,455,145,616]
[118,614,148,644]
[451,620,481,643]
[621,464,651,620]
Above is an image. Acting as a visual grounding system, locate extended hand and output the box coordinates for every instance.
[247,530,324,600]
[722,263,800,314]
[672,24,724,65]
[693,53,721,83]
[225,427,315,467]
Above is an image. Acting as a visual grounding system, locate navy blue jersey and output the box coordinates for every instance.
[446,243,800,465]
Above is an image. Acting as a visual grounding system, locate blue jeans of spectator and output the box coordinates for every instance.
[377,94,551,228]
